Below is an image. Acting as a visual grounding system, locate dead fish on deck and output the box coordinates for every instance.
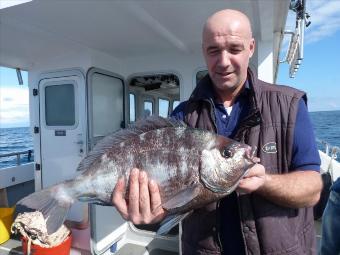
[16,116,258,235]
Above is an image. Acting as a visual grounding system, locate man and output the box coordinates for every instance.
[112,9,322,254]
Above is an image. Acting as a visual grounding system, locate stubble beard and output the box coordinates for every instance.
[213,75,241,95]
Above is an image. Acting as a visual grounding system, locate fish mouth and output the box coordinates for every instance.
[245,146,260,164]
[242,146,260,174]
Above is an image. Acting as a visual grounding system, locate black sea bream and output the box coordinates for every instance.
[16,116,257,234]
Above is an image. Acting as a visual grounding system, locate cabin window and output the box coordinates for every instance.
[91,72,124,137]
[196,70,208,85]
[143,100,153,118]
[129,93,136,122]
[173,100,180,111]
[45,84,75,126]
[158,98,169,117]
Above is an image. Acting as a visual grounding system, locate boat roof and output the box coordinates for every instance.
[0,0,290,76]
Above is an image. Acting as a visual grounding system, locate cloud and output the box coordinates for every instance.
[283,1,340,45]
[304,1,340,44]
[3,97,13,102]
[0,87,30,128]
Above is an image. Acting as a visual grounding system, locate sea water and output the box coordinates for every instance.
[0,127,33,168]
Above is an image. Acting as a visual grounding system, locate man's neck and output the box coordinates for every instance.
[214,82,245,108]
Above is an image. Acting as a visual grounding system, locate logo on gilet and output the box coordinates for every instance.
[262,142,277,153]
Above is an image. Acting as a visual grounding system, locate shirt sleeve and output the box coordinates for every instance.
[170,101,187,121]
[291,98,321,171]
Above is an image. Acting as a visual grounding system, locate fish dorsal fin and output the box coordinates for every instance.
[77,116,186,172]
[130,115,186,132]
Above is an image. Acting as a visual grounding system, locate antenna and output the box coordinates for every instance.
[16,68,23,85]
[280,0,310,78]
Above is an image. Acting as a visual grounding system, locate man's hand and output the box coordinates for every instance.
[237,163,266,194]
[112,168,167,224]
[237,163,322,208]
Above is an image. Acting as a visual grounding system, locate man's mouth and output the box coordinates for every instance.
[217,71,233,78]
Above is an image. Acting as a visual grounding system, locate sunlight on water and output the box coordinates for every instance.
[0,127,33,168]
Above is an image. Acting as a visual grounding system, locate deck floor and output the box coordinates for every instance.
[1,221,323,255]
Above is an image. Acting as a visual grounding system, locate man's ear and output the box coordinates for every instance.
[249,38,255,58]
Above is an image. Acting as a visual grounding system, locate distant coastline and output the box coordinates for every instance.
[309,109,340,113]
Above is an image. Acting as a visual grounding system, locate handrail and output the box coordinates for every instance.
[0,150,34,166]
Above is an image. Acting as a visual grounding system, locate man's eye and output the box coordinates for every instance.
[222,149,233,158]
[230,48,242,54]
[208,49,219,55]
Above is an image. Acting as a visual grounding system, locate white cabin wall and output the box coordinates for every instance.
[28,46,92,134]
[90,50,124,74]
[28,49,90,190]
[257,40,274,83]
[27,47,123,191]
[253,0,276,84]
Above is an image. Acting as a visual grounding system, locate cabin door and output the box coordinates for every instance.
[38,70,87,224]
[86,68,126,254]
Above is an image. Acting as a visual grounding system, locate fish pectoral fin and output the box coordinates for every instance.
[156,212,191,236]
[161,184,201,211]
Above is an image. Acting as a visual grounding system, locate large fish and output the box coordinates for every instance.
[16,116,258,235]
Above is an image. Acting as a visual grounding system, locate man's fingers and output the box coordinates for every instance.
[149,179,163,214]
[112,168,166,225]
[112,177,128,220]
[128,168,140,219]
[139,171,151,217]
[244,164,265,178]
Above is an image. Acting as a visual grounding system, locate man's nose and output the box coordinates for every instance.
[217,50,231,67]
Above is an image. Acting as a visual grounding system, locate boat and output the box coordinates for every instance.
[0,0,339,254]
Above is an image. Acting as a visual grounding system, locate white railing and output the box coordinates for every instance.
[0,150,34,167]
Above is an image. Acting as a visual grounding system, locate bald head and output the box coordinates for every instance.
[203,9,253,44]
[201,9,255,103]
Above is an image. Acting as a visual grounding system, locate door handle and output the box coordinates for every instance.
[76,134,84,156]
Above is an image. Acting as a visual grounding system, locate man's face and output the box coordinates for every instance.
[203,21,254,93]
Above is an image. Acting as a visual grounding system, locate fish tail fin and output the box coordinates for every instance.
[16,185,73,234]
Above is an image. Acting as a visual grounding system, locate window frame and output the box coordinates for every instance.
[129,92,137,123]
[143,98,154,116]
[42,79,79,130]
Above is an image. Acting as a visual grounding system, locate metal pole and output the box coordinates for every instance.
[17,154,21,165]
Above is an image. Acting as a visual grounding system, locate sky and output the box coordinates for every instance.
[0,0,340,128]
[0,68,29,128]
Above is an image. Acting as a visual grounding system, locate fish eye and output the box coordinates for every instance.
[222,148,233,158]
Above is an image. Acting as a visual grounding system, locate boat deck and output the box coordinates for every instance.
[0,222,322,255]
